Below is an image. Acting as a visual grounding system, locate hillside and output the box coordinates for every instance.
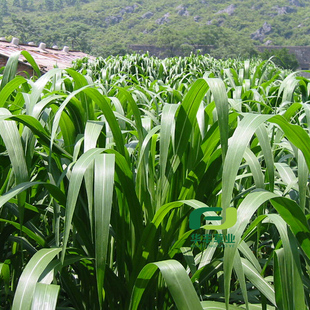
[0,0,309,58]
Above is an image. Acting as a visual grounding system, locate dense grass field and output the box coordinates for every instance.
[0,53,310,309]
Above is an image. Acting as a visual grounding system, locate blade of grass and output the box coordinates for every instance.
[12,248,61,310]
[129,259,203,310]
[61,148,104,263]
[0,52,20,90]
[31,283,59,310]
[94,154,115,307]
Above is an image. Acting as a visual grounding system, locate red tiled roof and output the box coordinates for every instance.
[0,39,94,72]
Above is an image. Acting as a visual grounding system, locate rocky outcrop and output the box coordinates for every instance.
[251,22,272,42]
[105,15,123,25]
[288,0,304,7]
[194,16,201,22]
[176,5,189,16]
[251,3,263,10]
[141,11,153,19]
[217,18,225,27]
[272,6,297,15]
[156,13,170,24]
[118,5,138,15]
[105,5,137,26]
[215,4,236,15]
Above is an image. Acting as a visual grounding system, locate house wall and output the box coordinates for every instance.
[0,55,8,68]
[0,55,35,77]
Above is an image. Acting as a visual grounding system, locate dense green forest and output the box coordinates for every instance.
[0,0,309,58]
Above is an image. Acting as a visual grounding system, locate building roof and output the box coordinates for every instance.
[0,38,94,72]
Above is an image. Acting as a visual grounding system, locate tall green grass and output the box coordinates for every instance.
[0,52,309,309]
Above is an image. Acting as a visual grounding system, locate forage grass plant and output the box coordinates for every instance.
[0,52,309,310]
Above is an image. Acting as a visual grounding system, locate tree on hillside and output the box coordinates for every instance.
[157,27,182,57]
[0,0,8,15]
[259,48,299,70]
[205,28,258,60]
[184,25,224,47]
[45,0,54,10]
[62,23,90,52]
[65,0,76,5]
[54,0,63,10]
[74,0,80,10]
[11,15,40,43]
[21,0,28,9]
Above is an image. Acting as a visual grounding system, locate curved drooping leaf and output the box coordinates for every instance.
[94,154,115,307]
[12,248,61,310]
[0,52,20,90]
[31,283,59,310]
[223,190,278,308]
[0,76,27,108]
[0,181,66,209]
[269,115,310,171]
[129,259,203,310]
[222,114,272,212]
[270,197,310,259]
[21,50,41,78]
[61,148,104,262]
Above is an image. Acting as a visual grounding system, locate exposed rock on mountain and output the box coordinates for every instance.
[176,5,189,16]
[272,6,297,15]
[251,22,272,42]
[2,0,310,58]
[118,5,138,16]
[288,0,304,7]
[215,18,225,27]
[215,4,236,16]
[105,15,122,25]
[141,12,154,19]
[105,5,138,25]
[156,13,170,24]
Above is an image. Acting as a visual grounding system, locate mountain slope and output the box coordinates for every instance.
[0,0,309,58]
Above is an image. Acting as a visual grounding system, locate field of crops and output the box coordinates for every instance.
[0,53,310,310]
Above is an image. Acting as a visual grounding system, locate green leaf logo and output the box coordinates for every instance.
[189,207,237,230]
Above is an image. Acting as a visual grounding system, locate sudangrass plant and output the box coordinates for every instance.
[0,52,309,310]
